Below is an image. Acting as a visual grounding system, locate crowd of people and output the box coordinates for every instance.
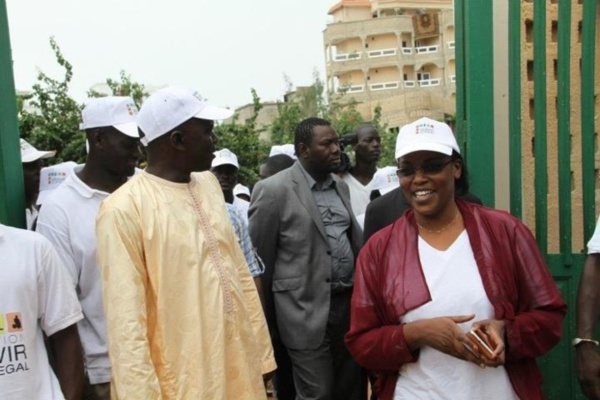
[1,85,598,400]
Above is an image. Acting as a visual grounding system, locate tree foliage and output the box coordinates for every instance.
[266,72,399,167]
[18,39,150,165]
[19,37,85,163]
[213,89,269,186]
[16,39,397,183]
[88,70,149,108]
[269,71,365,145]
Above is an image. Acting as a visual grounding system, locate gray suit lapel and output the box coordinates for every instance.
[290,163,329,243]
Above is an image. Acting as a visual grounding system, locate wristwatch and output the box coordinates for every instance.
[572,338,599,347]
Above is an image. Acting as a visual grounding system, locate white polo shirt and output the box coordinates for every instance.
[36,165,111,384]
[0,224,83,399]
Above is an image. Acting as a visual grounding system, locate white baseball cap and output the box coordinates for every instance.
[80,96,140,138]
[395,117,460,160]
[20,139,56,163]
[37,161,77,205]
[212,148,239,169]
[233,183,251,198]
[269,144,297,160]
[137,86,233,145]
[371,166,400,195]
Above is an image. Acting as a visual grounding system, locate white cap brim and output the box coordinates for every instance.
[234,185,250,197]
[22,150,56,163]
[395,142,453,160]
[113,121,140,138]
[193,104,234,121]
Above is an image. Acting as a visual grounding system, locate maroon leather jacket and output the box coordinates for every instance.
[345,201,567,400]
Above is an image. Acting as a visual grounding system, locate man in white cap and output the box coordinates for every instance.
[36,96,141,400]
[95,86,275,399]
[234,183,251,202]
[20,138,55,229]
[211,148,249,223]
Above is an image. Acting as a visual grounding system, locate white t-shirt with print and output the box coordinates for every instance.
[0,224,83,400]
[394,231,518,400]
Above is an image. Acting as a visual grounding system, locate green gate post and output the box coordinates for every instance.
[455,0,496,206]
[581,0,598,241]
[0,0,25,228]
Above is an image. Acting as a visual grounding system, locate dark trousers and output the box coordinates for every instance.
[272,335,297,400]
[82,376,110,400]
[286,292,366,400]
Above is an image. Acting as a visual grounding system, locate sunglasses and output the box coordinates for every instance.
[397,159,453,177]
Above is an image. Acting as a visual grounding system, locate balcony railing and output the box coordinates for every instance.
[367,48,397,58]
[404,80,416,88]
[415,45,440,54]
[447,41,455,49]
[450,75,456,83]
[338,84,365,93]
[401,47,413,55]
[418,78,441,87]
[333,52,362,62]
[369,81,399,91]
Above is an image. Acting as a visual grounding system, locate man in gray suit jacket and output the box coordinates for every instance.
[249,117,365,400]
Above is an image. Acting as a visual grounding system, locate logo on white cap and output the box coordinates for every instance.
[395,117,460,160]
[211,148,239,169]
[137,86,233,145]
[371,166,400,195]
[80,96,139,138]
[37,161,77,205]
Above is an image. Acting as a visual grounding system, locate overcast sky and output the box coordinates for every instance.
[6,0,335,109]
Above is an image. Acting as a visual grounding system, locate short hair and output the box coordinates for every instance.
[353,122,376,136]
[262,154,295,177]
[294,117,331,154]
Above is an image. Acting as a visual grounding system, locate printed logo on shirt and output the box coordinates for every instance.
[6,313,22,333]
[0,313,29,376]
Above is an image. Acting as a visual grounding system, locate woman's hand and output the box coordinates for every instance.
[404,314,487,367]
[470,319,506,367]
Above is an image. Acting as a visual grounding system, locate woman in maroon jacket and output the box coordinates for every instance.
[345,117,566,400]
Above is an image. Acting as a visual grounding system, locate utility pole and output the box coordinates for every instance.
[0,0,25,228]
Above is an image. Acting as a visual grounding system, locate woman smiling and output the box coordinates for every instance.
[345,118,567,400]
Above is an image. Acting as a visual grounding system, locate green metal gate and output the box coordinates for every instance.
[456,0,599,398]
[0,0,25,228]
